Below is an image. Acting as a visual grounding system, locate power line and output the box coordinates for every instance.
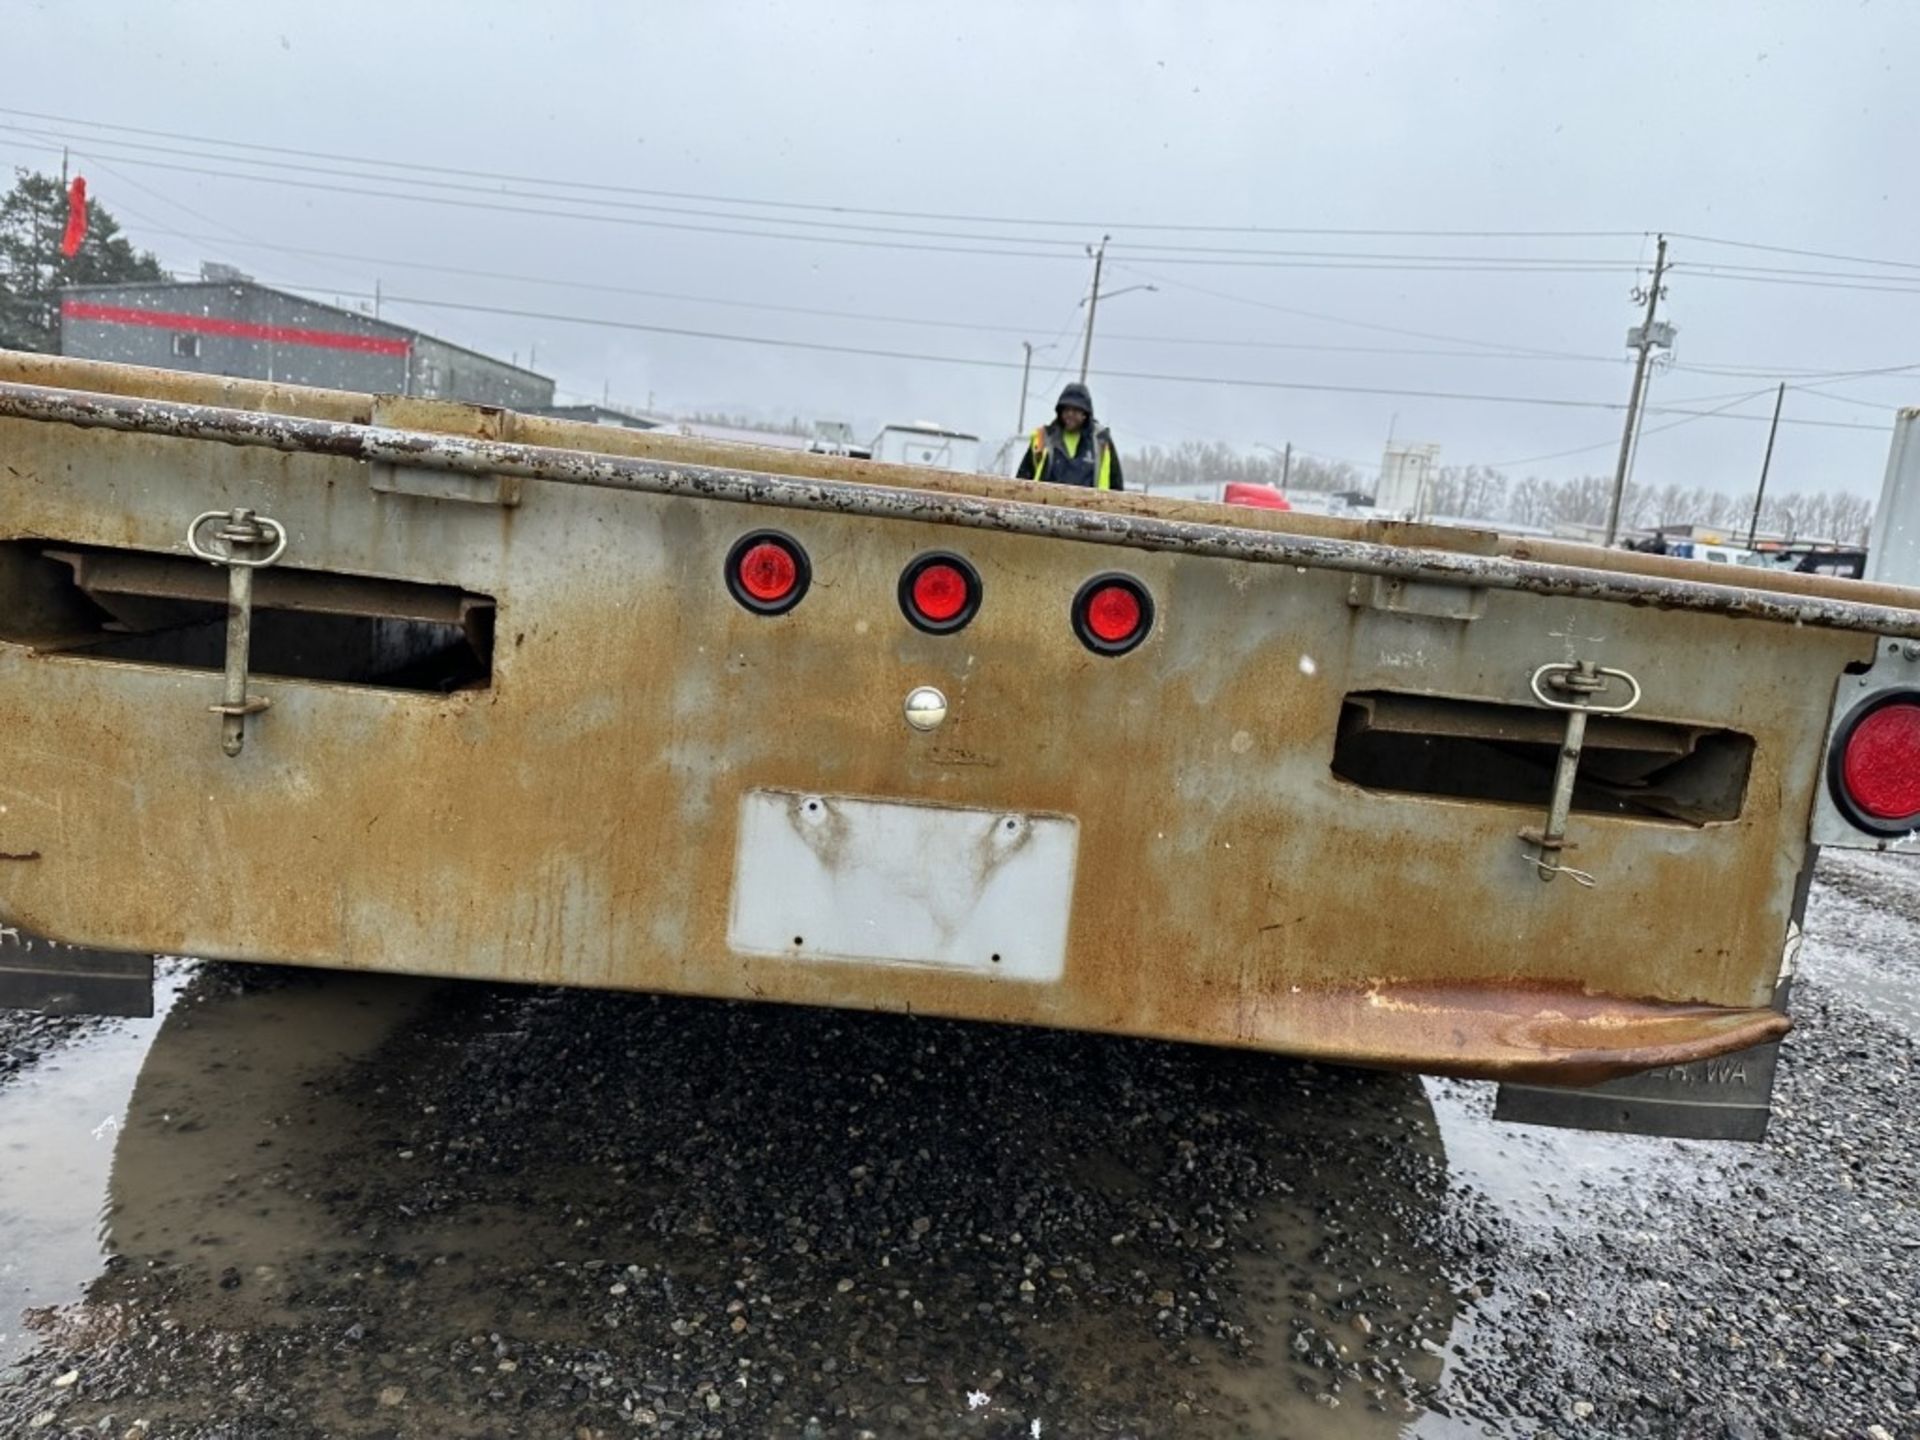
[1114,262,1616,361]
[1487,374,1909,470]
[0,123,1648,273]
[38,228,1856,433]
[1678,260,1920,287]
[1669,231,1920,274]
[75,218,1644,367]
[365,289,1638,408]
[146,223,1902,384]
[0,121,1092,253]
[1674,268,1920,298]
[0,135,1077,264]
[1487,388,1779,468]
[27,131,1906,373]
[1671,357,1920,391]
[75,154,374,298]
[351,286,1885,429]
[0,104,1650,240]
[49,177,1905,391]
[16,110,1915,290]
[1672,359,1920,381]
[1788,385,1907,413]
[1,122,1896,445]
[95,202,1920,388]
[30,126,1651,268]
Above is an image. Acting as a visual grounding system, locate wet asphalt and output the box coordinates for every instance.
[0,852,1914,1440]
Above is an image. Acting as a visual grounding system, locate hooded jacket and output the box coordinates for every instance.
[1016,382,1124,491]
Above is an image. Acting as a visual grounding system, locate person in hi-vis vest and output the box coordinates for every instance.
[1016,381,1124,491]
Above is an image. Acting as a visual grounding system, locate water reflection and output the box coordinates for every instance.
[0,971,180,1370]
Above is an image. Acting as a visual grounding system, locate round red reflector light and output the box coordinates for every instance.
[1086,585,1141,642]
[912,563,970,623]
[1072,574,1153,656]
[738,542,797,603]
[724,532,810,615]
[1841,701,1920,822]
[898,553,982,633]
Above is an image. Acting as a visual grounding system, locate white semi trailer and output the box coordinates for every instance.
[871,422,981,473]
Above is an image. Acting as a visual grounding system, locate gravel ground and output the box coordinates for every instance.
[0,967,1474,1438]
[0,853,1914,1439]
[1431,988,1919,1438]
[1428,850,1920,1440]
[0,1005,97,1088]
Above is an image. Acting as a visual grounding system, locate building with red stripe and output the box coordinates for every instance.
[59,264,553,409]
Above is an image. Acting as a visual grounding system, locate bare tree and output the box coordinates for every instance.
[1128,440,1356,495]
[1121,438,1876,543]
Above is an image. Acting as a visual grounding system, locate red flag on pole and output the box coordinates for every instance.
[59,176,88,258]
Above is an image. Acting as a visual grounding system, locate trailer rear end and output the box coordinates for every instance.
[3,354,1917,1140]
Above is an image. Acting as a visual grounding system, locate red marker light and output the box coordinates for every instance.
[725,532,810,615]
[738,542,797,603]
[912,564,968,622]
[1085,585,1141,643]
[1072,575,1153,656]
[1841,701,1920,822]
[899,553,982,633]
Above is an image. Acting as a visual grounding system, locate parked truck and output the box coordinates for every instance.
[2,353,1917,1141]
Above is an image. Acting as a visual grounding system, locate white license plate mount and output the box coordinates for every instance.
[727,791,1078,981]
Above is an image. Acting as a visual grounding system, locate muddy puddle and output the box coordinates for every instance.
[0,965,1490,1436]
[0,970,183,1369]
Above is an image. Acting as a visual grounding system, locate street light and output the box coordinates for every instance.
[1081,283,1158,306]
[1076,234,1157,383]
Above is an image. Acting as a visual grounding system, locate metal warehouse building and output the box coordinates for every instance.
[60,266,554,409]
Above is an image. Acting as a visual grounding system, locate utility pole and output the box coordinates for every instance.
[59,147,69,284]
[39,150,70,309]
[1603,234,1670,547]
[1017,341,1036,435]
[1078,235,1109,384]
[1256,441,1295,494]
[1746,382,1787,549]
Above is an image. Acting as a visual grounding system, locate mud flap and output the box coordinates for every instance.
[1492,1019,1783,1141]
[0,926,154,1017]
[1495,848,1814,1143]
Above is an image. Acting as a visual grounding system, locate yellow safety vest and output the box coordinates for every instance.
[1030,426,1113,489]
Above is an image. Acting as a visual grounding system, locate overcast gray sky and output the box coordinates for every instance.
[7,1,1918,494]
